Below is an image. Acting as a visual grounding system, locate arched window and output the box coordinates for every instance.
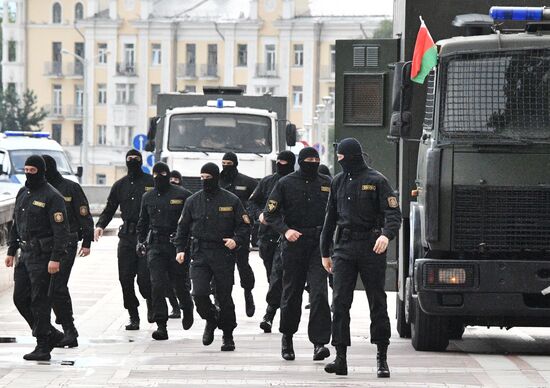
[75,2,84,21]
[52,2,62,24]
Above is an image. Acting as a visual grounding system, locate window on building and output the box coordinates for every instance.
[292,86,303,108]
[186,44,196,65]
[7,2,17,23]
[52,2,62,24]
[255,86,275,95]
[97,125,107,145]
[51,124,62,143]
[74,2,84,21]
[265,44,276,72]
[237,44,247,67]
[74,124,83,145]
[8,41,17,62]
[151,84,160,105]
[52,85,62,115]
[75,86,84,115]
[116,84,135,105]
[97,43,108,64]
[115,126,133,146]
[151,44,161,65]
[293,44,303,67]
[52,42,62,74]
[97,84,107,104]
[74,42,85,75]
[207,44,218,76]
[184,85,196,93]
[96,174,106,185]
[124,43,135,68]
[330,44,336,73]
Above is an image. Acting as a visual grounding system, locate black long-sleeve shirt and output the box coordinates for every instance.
[49,177,94,248]
[219,170,258,210]
[320,167,402,257]
[174,188,251,253]
[248,172,284,239]
[8,183,70,262]
[137,185,193,242]
[264,170,331,235]
[96,172,154,228]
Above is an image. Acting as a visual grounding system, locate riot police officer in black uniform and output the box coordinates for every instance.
[5,155,70,361]
[248,150,295,333]
[321,138,402,377]
[264,147,331,362]
[95,149,153,330]
[174,163,250,352]
[137,162,194,340]
[42,155,94,348]
[219,152,258,317]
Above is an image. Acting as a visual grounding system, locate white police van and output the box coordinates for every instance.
[0,131,80,196]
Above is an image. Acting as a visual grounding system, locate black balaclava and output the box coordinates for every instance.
[298,147,320,178]
[201,162,220,194]
[220,151,239,181]
[318,164,331,177]
[24,155,47,190]
[153,162,171,193]
[276,150,296,176]
[170,170,183,186]
[126,149,143,178]
[337,138,367,173]
[42,154,64,185]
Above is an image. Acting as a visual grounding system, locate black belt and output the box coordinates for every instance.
[147,230,175,244]
[295,226,322,236]
[120,222,137,235]
[340,227,380,241]
[191,237,226,249]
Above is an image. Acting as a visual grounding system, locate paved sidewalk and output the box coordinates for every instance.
[0,235,549,387]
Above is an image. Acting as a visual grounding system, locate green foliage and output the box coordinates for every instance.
[0,88,48,132]
[373,19,393,39]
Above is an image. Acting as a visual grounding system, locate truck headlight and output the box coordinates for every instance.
[424,265,474,288]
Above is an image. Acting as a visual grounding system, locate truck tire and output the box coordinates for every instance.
[448,319,465,340]
[396,293,411,338]
[411,298,449,351]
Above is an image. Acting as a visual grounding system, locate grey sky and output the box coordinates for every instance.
[310,0,393,16]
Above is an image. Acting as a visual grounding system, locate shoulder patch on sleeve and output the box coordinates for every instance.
[388,196,399,208]
[267,199,278,213]
[79,206,89,216]
[54,212,64,223]
[242,214,251,224]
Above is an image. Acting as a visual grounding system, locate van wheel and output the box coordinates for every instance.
[396,294,411,338]
[411,298,449,351]
[448,319,465,340]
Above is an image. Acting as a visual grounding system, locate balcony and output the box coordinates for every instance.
[177,63,197,79]
[320,65,335,80]
[65,105,83,120]
[200,64,218,78]
[66,62,84,78]
[45,104,64,119]
[255,63,278,78]
[116,62,137,76]
[44,62,64,78]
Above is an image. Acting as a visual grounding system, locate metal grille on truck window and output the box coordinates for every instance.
[181,176,202,193]
[343,74,384,126]
[366,46,379,67]
[452,185,550,252]
[423,71,436,131]
[439,49,550,142]
[353,46,365,67]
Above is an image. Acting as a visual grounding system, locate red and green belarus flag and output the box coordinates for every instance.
[411,18,438,84]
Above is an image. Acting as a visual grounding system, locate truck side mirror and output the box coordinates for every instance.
[75,166,83,178]
[285,123,297,147]
[145,117,158,152]
[389,61,413,138]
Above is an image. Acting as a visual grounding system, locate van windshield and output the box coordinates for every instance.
[168,113,272,154]
[10,150,73,175]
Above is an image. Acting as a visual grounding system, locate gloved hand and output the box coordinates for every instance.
[136,242,147,258]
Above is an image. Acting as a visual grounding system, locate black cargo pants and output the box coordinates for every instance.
[52,241,78,326]
[279,233,331,345]
[258,235,279,281]
[190,243,237,332]
[13,248,53,338]
[117,234,151,311]
[235,244,255,291]
[331,237,390,347]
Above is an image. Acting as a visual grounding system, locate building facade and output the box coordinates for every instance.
[1,0,387,185]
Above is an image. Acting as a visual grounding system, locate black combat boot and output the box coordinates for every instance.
[281,334,295,361]
[152,323,168,340]
[56,322,79,348]
[324,346,348,375]
[202,320,217,346]
[24,336,51,361]
[48,325,65,350]
[125,308,140,330]
[146,299,155,323]
[313,344,330,361]
[259,305,276,333]
[168,296,181,319]
[244,289,255,317]
[181,306,194,330]
[221,331,235,351]
[377,344,390,378]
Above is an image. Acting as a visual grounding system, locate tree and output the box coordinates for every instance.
[373,19,393,39]
[0,88,48,132]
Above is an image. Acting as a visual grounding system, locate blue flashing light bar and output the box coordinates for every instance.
[490,6,545,21]
[4,131,50,138]
[216,98,224,108]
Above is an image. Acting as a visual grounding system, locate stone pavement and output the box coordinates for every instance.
[0,234,549,387]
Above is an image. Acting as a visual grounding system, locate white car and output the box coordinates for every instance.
[0,131,80,196]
